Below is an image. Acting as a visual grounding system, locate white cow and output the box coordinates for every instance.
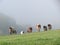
[20,31,24,35]
[36,24,41,32]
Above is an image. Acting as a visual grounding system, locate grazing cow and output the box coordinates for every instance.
[48,24,52,30]
[36,24,41,32]
[9,27,17,35]
[43,26,47,31]
[20,31,24,35]
[27,27,32,33]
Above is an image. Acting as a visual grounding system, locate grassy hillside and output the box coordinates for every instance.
[0,30,60,45]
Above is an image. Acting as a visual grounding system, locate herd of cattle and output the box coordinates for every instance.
[8,24,52,35]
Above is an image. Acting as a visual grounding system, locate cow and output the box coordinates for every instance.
[9,27,17,35]
[48,24,52,30]
[27,27,32,33]
[20,31,24,35]
[36,24,41,32]
[43,26,47,31]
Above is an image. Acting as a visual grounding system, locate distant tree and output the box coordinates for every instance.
[0,13,17,35]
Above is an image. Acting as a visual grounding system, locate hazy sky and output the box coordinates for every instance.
[0,0,60,29]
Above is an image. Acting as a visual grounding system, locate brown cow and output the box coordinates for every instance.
[43,26,47,31]
[9,27,17,35]
[27,27,32,33]
[48,24,52,30]
[36,24,41,32]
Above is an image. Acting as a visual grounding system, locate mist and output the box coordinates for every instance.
[0,0,60,34]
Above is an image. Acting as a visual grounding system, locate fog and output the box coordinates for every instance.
[0,0,60,34]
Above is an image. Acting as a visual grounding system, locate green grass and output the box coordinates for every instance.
[0,30,60,45]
